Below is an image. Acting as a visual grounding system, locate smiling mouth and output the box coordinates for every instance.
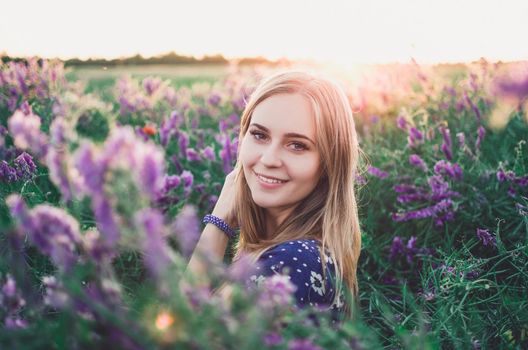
[254,171,289,184]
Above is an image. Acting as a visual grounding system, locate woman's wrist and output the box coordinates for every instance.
[203,214,237,239]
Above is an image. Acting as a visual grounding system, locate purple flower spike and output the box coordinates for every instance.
[396,115,408,130]
[178,131,189,157]
[93,196,120,246]
[172,205,200,258]
[138,148,165,198]
[207,93,221,106]
[433,160,463,181]
[428,175,449,194]
[14,152,36,180]
[135,208,173,277]
[408,127,424,148]
[439,127,452,148]
[202,146,216,161]
[476,228,496,247]
[409,154,428,171]
[159,111,182,147]
[185,148,201,162]
[7,195,81,272]
[228,253,259,284]
[8,109,48,159]
[263,332,283,346]
[463,91,482,121]
[258,274,297,310]
[367,165,389,179]
[1,161,18,182]
[389,236,405,260]
[441,142,453,161]
[475,126,486,152]
[180,170,193,189]
[219,135,234,174]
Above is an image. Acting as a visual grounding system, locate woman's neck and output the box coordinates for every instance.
[264,206,295,239]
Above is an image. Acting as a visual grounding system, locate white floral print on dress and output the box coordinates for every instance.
[310,271,325,296]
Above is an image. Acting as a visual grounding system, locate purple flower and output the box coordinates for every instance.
[202,146,216,161]
[219,135,234,174]
[4,317,28,329]
[428,175,450,195]
[13,152,36,179]
[258,274,297,310]
[394,184,420,193]
[46,148,73,201]
[475,126,486,152]
[93,196,121,246]
[288,338,323,350]
[463,91,482,121]
[207,93,221,106]
[392,198,454,223]
[396,192,429,204]
[8,109,48,159]
[227,253,258,284]
[514,175,528,187]
[263,332,283,346]
[0,161,18,182]
[409,154,428,171]
[7,195,81,271]
[407,127,424,148]
[138,149,165,198]
[355,174,367,186]
[142,77,162,96]
[178,131,189,157]
[433,160,463,181]
[496,170,515,182]
[367,165,389,179]
[439,126,452,148]
[396,115,408,130]
[180,170,193,189]
[441,142,453,161]
[162,175,181,194]
[476,228,496,247]
[172,205,200,258]
[185,148,201,162]
[389,236,405,260]
[42,276,69,308]
[159,111,182,147]
[135,209,174,278]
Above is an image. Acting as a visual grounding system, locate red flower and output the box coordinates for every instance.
[142,125,157,136]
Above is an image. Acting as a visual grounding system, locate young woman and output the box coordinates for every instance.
[186,70,363,321]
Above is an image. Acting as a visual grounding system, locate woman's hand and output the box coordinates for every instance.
[211,168,239,229]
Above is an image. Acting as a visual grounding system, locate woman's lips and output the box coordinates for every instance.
[253,171,289,188]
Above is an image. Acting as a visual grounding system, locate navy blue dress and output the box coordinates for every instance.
[247,239,346,321]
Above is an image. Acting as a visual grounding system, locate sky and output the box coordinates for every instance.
[1,0,527,66]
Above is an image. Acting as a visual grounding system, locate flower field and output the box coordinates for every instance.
[0,57,527,349]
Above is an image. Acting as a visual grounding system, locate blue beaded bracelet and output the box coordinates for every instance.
[203,214,237,239]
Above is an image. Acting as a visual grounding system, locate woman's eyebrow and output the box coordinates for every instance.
[250,123,316,145]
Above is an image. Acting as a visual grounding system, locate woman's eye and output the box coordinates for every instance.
[290,142,308,151]
[249,130,267,140]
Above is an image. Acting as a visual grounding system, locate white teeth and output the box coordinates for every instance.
[257,174,287,184]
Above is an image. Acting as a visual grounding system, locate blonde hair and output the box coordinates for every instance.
[224,70,363,319]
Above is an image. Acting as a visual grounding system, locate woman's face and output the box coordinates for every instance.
[239,93,321,218]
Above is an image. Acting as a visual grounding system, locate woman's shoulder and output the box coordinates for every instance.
[261,239,334,265]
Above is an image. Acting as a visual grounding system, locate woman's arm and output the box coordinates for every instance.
[182,169,238,288]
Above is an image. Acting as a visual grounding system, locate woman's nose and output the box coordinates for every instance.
[259,145,282,167]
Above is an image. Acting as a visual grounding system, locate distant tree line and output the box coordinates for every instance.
[1,52,290,67]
